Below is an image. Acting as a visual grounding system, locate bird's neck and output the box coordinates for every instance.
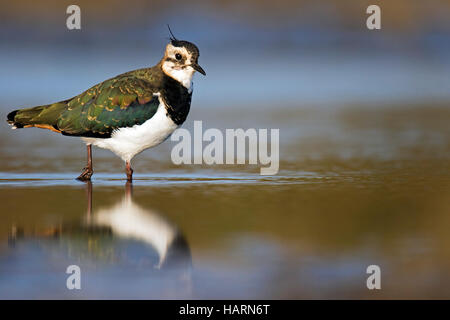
[161,74,192,126]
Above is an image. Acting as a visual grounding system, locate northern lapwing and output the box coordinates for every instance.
[6,29,205,182]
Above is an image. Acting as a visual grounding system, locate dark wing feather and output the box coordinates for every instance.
[57,75,159,138]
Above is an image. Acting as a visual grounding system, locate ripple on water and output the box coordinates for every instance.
[0,171,324,187]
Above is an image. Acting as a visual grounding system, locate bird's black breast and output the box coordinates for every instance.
[161,75,192,125]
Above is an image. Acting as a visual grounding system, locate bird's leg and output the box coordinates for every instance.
[77,144,94,181]
[125,160,133,182]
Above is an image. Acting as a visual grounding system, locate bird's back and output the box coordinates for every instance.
[6,66,166,138]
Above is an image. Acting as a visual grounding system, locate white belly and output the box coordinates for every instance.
[83,102,178,162]
[93,196,177,267]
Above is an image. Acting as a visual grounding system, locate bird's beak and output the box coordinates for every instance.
[192,63,206,76]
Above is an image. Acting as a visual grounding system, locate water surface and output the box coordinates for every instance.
[0,107,449,298]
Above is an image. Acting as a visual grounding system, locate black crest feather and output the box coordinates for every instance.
[167,24,178,42]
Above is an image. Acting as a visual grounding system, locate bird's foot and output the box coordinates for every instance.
[76,167,93,181]
[126,167,133,182]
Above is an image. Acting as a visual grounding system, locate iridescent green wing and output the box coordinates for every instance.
[57,74,159,138]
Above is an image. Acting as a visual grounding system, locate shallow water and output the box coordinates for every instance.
[0,161,449,299]
[1,104,450,298]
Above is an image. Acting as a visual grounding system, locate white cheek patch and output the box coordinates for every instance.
[162,62,194,90]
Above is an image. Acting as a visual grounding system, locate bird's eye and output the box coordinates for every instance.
[175,53,182,60]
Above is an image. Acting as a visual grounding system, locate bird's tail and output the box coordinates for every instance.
[7,102,68,132]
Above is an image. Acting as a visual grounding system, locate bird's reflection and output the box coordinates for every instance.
[6,182,192,298]
[83,182,191,270]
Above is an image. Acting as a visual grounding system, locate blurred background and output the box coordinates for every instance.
[1,0,450,106]
[1,0,449,170]
[0,0,450,299]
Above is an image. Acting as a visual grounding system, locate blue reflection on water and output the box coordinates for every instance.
[0,171,319,187]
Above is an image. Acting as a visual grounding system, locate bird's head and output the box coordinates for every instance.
[161,27,205,88]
